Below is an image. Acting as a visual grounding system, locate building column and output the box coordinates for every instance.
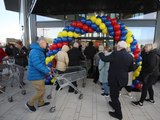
[154,11,160,47]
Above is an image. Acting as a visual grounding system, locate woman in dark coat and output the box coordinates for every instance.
[13,41,28,85]
[132,44,159,106]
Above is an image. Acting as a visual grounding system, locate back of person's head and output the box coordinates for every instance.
[62,45,70,52]
[89,41,93,46]
[98,45,104,52]
[144,43,153,52]
[37,36,47,49]
[117,41,127,51]
[73,42,79,48]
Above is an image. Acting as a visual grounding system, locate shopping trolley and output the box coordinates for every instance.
[47,66,87,113]
[0,58,26,102]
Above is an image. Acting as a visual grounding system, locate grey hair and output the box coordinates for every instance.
[37,36,45,43]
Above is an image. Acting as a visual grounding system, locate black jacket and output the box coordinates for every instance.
[84,45,97,59]
[99,49,134,87]
[140,49,159,83]
[68,47,85,66]
[13,46,29,67]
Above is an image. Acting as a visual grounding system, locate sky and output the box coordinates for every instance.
[0,0,21,43]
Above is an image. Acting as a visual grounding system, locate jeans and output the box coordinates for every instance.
[28,80,45,106]
[101,82,109,94]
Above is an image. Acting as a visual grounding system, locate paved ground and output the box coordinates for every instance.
[0,71,160,120]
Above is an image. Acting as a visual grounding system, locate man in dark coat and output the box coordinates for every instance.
[99,41,134,120]
[68,42,85,92]
[84,41,97,77]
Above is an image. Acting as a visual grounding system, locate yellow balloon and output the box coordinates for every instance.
[100,23,106,30]
[95,18,102,25]
[132,76,136,80]
[90,16,96,23]
[134,71,140,77]
[58,32,62,37]
[45,57,50,64]
[139,62,142,65]
[126,37,133,44]
[68,31,74,37]
[126,31,132,38]
[62,31,68,37]
[51,78,56,83]
[102,29,108,34]
[127,43,130,48]
[137,66,142,71]
[74,32,80,38]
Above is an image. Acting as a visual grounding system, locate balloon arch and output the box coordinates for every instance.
[45,16,142,90]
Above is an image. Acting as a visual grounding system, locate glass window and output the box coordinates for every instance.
[36,15,62,21]
[129,27,155,45]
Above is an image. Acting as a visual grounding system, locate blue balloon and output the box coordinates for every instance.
[81,29,86,34]
[109,31,114,36]
[80,18,86,24]
[45,79,50,84]
[105,20,111,27]
[101,16,106,22]
[52,49,58,54]
[57,48,61,51]
[68,26,75,32]
[130,45,136,51]
[91,23,98,30]
[86,20,92,26]
[68,37,74,42]
[108,26,114,32]
[48,51,53,56]
[96,27,101,33]
[121,30,128,36]
[75,28,81,34]
[62,37,68,42]
[136,56,142,62]
[133,80,140,85]
[46,52,50,57]
[96,15,101,18]
[117,20,121,24]
[63,26,69,31]
[57,37,62,43]
[120,36,126,41]
[53,38,58,44]
[47,62,52,67]
[120,24,125,30]
[131,39,138,45]
[131,84,135,89]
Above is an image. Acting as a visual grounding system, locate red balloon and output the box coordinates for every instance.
[114,24,120,31]
[71,21,77,27]
[111,18,117,26]
[63,42,68,45]
[134,53,139,59]
[135,83,142,89]
[115,30,121,36]
[88,28,94,33]
[52,44,58,49]
[49,45,54,50]
[136,44,139,48]
[57,43,63,48]
[114,36,120,41]
[77,22,83,28]
[106,16,111,20]
[134,47,140,54]
[83,25,89,31]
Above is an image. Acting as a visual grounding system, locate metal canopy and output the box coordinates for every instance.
[32,0,160,16]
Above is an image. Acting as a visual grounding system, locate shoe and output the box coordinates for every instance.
[38,102,50,107]
[25,102,36,112]
[131,101,143,107]
[74,91,78,94]
[20,82,26,86]
[108,101,114,109]
[68,89,74,93]
[145,99,155,104]
[109,111,122,120]
[101,93,109,97]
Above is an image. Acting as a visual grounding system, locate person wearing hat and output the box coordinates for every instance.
[68,42,85,93]
[99,41,134,120]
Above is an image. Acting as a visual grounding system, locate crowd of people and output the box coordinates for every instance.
[0,37,160,120]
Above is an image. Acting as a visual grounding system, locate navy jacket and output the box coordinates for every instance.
[28,43,50,81]
[99,49,134,87]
